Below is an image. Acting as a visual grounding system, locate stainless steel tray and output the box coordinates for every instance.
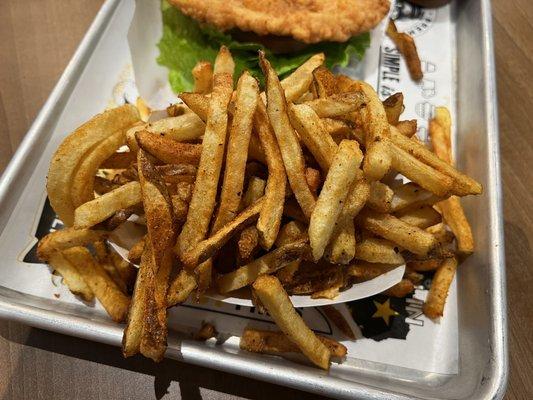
[0,0,507,398]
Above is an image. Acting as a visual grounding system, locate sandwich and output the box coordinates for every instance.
[158,0,390,92]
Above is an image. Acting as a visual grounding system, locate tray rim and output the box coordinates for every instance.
[0,0,508,399]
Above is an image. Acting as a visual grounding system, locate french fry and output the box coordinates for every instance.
[125,122,146,152]
[123,246,152,357]
[396,205,442,229]
[426,223,455,245]
[212,72,259,233]
[429,107,474,255]
[147,113,206,142]
[101,151,136,169]
[260,52,316,219]
[217,240,308,293]
[348,262,397,281]
[94,176,121,195]
[37,228,107,261]
[395,119,417,137]
[322,306,356,340]
[64,247,130,323]
[423,257,457,319]
[303,92,366,118]
[179,92,209,121]
[387,20,423,81]
[194,322,217,341]
[355,81,392,181]
[192,61,213,94]
[93,240,128,293]
[73,181,142,229]
[354,237,405,265]
[237,226,260,264]
[181,199,264,269]
[359,210,437,256]
[240,329,346,358]
[136,131,202,165]
[389,127,482,195]
[166,103,193,117]
[167,269,197,306]
[391,182,442,212]
[321,118,353,141]
[407,258,442,272]
[176,46,234,258]
[252,275,331,369]
[274,221,307,282]
[248,133,267,164]
[383,278,415,298]
[48,252,94,301]
[47,104,140,225]
[309,140,362,260]
[312,66,337,98]
[305,167,322,194]
[383,92,404,125]
[241,176,266,209]
[288,103,338,172]
[136,97,151,122]
[280,53,325,102]
[367,181,393,213]
[109,250,137,292]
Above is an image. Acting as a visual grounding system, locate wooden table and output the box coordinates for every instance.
[0,0,531,399]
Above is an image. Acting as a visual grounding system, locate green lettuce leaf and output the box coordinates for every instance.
[157,0,370,93]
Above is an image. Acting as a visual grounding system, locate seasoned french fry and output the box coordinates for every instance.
[322,306,356,340]
[241,176,266,209]
[166,103,193,117]
[64,247,130,323]
[177,47,234,258]
[383,92,404,125]
[312,66,337,98]
[101,151,136,169]
[426,223,455,245]
[217,240,308,293]
[194,322,217,341]
[252,275,331,369]
[309,140,362,260]
[281,53,325,102]
[407,258,442,272]
[148,114,205,142]
[37,228,107,261]
[423,257,457,319]
[303,92,366,118]
[73,181,142,229]
[275,221,308,247]
[383,278,415,297]
[395,119,417,137]
[136,131,202,165]
[179,92,209,121]
[322,118,353,141]
[354,237,405,265]
[240,328,346,358]
[387,20,423,81]
[359,210,437,256]
[396,205,442,229]
[288,103,338,172]
[167,269,197,306]
[305,167,322,194]
[348,262,398,281]
[181,199,264,269]
[237,226,260,264]
[192,61,213,94]
[260,52,316,219]
[367,181,393,213]
[212,72,259,233]
[391,182,442,212]
[48,252,94,301]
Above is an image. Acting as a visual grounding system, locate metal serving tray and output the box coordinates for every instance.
[0,0,507,398]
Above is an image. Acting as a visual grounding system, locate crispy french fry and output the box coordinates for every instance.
[47,104,139,225]
[275,221,308,247]
[181,199,264,269]
[387,20,423,81]
[73,181,142,229]
[166,103,193,117]
[407,258,442,272]
[354,237,405,265]
[48,252,94,301]
[136,131,202,165]
[240,329,346,358]
[136,97,151,122]
[322,306,356,340]
[426,223,455,245]
[37,228,107,261]
[192,61,213,94]
[252,275,331,369]
[260,52,316,219]
[322,118,353,142]
[347,262,398,281]
[305,167,322,194]
[312,66,337,98]
[383,278,415,297]
[309,140,362,260]
[64,247,129,322]
[93,241,128,293]
[237,226,260,264]
[303,92,366,118]
[396,205,442,229]
[288,103,338,172]
[359,210,437,256]
[147,114,206,142]
[217,240,308,293]
[167,269,197,306]
[212,72,259,233]
[101,151,136,169]
[177,47,234,258]
[367,181,393,213]
[109,250,137,292]
[396,119,417,137]
[423,257,457,319]
[241,176,266,209]
[281,53,325,102]
[391,182,442,212]
[179,92,209,121]
[383,93,404,125]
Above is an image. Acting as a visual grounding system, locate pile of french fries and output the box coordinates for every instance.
[37,46,480,369]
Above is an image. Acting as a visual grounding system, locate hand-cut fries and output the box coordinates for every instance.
[309,140,362,260]
[252,275,331,369]
[40,47,482,367]
[387,20,423,82]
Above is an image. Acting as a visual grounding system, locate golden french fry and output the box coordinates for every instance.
[383,92,404,125]
[217,240,308,293]
[192,61,213,94]
[288,103,338,172]
[37,228,107,261]
[240,328,346,358]
[101,151,136,169]
[136,131,202,165]
[396,119,417,137]
[237,226,260,264]
[322,306,356,340]
[321,118,353,142]
[275,221,308,247]
[260,52,316,219]
[303,92,366,118]
[367,181,393,213]
[383,278,415,297]
[73,181,142,229]
[47,104,140,225]
[177,47,234,258]
[423,257,457,319]
[166,103,193,117]
[281,53,325,102]
[181,199,264,269]
[147,114,206,142]
[48,252,94,301]
[167,269,197,307]
[309,140,363,260]
[359,210,437,256]
[212,72,259,233]
[354,237,405,265]
[136,97,151,122]
[387,20,423,81]
[391,182,442,212]
[348,262,398,281]
[312,66,337,98]
[426,223,455,245]
[407,258,442,272]
[177,93,209,121]
[241,176,266,209]
[64,247,130,323]
[396,205,442,229]
[252,275,331,369]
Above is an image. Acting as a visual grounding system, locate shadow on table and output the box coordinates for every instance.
[0,322,328,400]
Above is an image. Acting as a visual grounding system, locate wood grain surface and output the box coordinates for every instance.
[0,0,531,399]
